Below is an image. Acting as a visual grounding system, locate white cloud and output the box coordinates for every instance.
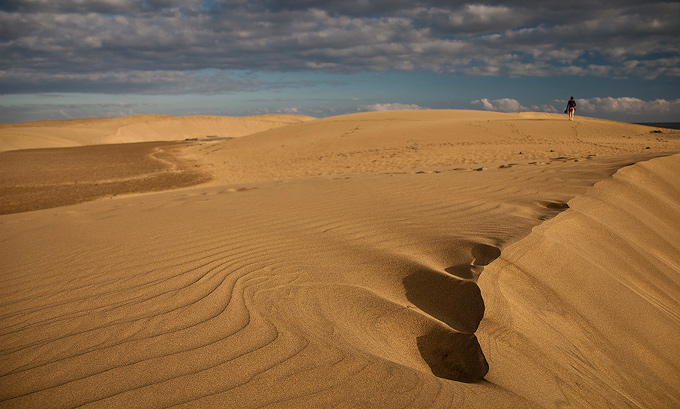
[471,96,680,117]
[471,98,529,112]
[531,104,558,113]
[360,103,428,111]
[579,97,680,114]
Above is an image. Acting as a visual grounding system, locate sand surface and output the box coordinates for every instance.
[0,114,314,152]
[0,142,208,215]
[1,110,679,408]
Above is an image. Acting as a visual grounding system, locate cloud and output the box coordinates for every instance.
[1,0,679,95]
[0,101,148,122]
[471,96,680,118]
[0,0,202,13]
[409,4,529,35]
[360,103,428,111]
[579,97,680,114]
[471,98,529,112]
[530,104,558,113]
[0,69,322,94]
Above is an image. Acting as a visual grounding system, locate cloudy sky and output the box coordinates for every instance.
[1,0,679,123]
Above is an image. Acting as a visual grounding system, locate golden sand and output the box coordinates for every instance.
[0,142,207,215]
[1,111,678,408]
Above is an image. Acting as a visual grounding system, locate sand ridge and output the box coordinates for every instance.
[1,110,679,408]
[478,153,680,408]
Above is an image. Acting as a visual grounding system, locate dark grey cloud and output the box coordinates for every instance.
[1,0,678,94]
[0,101,146,122]
[0,0,202,13]
[0,69,325,95]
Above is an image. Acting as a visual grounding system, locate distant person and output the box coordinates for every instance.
[565,96,576,121]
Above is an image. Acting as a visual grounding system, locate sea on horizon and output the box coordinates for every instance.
[634,122,680,130]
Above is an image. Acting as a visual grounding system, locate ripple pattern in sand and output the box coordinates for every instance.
[0,156,654,408]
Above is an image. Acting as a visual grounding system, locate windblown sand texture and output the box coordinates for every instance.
[1,110,679,408]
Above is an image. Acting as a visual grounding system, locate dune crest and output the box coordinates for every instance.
[479,153,680,407]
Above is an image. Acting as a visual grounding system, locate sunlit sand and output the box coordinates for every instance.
[1,110,679,407]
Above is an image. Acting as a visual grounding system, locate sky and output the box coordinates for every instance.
[1,0,679,123]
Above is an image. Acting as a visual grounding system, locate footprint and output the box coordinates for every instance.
[417,327,489,382]
[537,201,571,221]
[445,244,501,280]
[225,187,258,193]
[541,201,569,211]
[411,243,499,382]
[471,243,501,266]
[403,269,484,334]
[445,264,484,280]
[543,200,569,210]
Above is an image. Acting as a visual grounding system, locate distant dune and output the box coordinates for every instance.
[1,110,679,408]
[0,114,315,152]
[184,109,680,184]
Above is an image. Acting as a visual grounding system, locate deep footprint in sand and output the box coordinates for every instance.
[445,243,501,280]
[543,200,570,210]
[403,269,485,334]
[445,263,484,280]
[471,243,501,266]
[417,327,489,383]
[405,244,501,382]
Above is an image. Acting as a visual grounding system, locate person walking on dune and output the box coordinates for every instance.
[565,96,576,121]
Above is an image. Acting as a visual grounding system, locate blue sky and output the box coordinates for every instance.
[1,0,679,123]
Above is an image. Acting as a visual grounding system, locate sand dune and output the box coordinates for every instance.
[1,110,679,408]
[0,114,314,152]
[184,110,678,184]
[478,153,680,408]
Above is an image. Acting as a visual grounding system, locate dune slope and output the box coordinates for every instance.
[185,110,679,184]
[478,153,680,408]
